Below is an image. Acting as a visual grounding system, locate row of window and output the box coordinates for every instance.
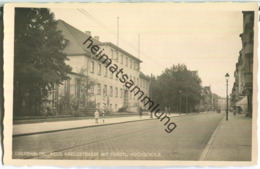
[58,79,146,100]
[110,49,139,70]
[50,80,148,109]
[92,83,144,100]
[96,102,144,112]
[95,84,122,98]
[96,103,118,112]
[90,61,149,89]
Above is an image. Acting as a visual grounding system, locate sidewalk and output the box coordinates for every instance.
[200,113,252,161]
[13,113,187,136]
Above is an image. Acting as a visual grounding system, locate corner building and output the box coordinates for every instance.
[231,11,254,117]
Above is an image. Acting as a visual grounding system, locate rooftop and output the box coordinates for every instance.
[57,20,142,63]
[100,42,142,63]
[139,72,150,81]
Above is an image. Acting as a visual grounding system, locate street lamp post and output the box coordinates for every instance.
[150,75,153,118]
[225,73,230,121]
[179,90,182,115]
[186,95,187,113]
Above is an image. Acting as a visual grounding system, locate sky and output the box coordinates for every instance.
[50,3,255,97]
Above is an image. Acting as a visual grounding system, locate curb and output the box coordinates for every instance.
[13,117,156,137]
[13,113,200,137]
[199,115,225,160]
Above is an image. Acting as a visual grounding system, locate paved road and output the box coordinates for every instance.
[13,112,224,160]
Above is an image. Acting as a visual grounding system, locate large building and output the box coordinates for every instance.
[231,11,254,117]
[47,20,150,114]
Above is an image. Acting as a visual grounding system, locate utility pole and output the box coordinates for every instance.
[150,73,153,118]
[138,34,140,59]
[179,90,182,115]
[226,80,229,121]
[186,95,187,113]
[225,73,230,121]
[117,17,119,47]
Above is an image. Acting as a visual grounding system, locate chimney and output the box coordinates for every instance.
[94,36,99,41]
[85,31,91,36]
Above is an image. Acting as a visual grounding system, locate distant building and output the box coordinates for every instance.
[47,20,150,114]
[217,98,226,111]
[199,86,212,112]
[231,11,254,117]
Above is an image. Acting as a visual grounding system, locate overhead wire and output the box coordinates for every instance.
[77,8,164,69]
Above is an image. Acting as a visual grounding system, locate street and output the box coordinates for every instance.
[13,112,225,160]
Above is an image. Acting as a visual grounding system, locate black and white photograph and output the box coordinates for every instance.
[3,2,258,166]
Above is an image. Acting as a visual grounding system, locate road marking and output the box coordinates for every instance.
[199,115,225,161]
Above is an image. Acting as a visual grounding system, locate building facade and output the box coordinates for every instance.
[47,20,150,114]
[231,11,254,117]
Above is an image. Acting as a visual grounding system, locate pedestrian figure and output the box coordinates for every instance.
[165,107,168,116]
[102,110,105,123]
[233,109,236,116]
[94,110,100,123]
[139,106,143,118]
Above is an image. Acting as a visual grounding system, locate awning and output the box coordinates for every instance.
[235,96,247,106]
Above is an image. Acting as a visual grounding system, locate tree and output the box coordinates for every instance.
[150,64,203,113]
[58,68,96,116]
[14,8,72,116]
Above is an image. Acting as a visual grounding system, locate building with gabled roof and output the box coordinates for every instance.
[47,20,150,114]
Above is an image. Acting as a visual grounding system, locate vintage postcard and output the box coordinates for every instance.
[3,2,258,166]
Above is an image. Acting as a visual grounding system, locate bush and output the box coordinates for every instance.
[118,106,128,112]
